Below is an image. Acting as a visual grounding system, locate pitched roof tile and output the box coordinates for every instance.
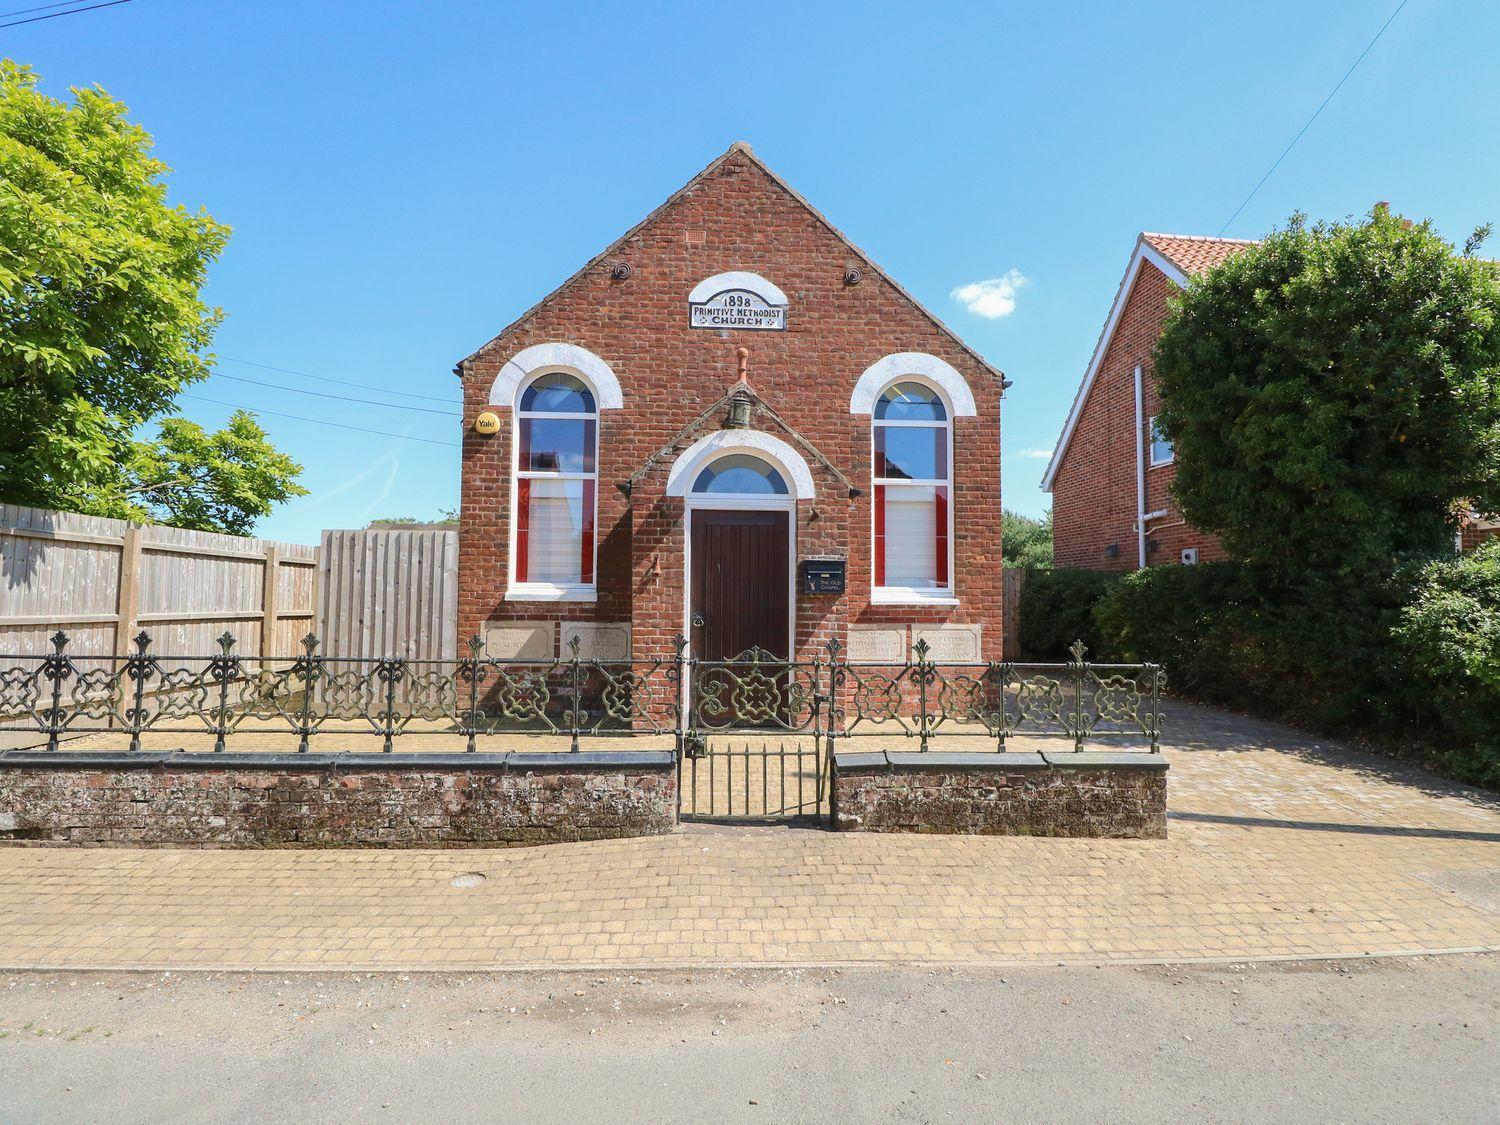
[1141,232,1257,276]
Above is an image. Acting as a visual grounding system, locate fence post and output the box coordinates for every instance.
[260,544,281,661]
[672,633,688,817]
[992,661,1006,753]
[1070,639,1087,753]
[125,630,154,753]
[914,637,932,752]
[297,633,319,753]
[463,634,482,753]
[823,637,842,820]
[1149,663,1162,754]
[566,633,583,753]
[114,523,141,658]
[43,630,71,752]
[211,631,237,752]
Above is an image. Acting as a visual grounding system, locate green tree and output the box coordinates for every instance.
[0,61,304,532]
[1002,508,1052,569]
[120,412,306,536]
[1153,206,1500,581]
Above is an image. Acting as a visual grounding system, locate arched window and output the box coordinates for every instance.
[512,371,597,597]
[872,380,952,599]
[692,453,789,496]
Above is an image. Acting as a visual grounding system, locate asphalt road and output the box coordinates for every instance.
[1,954,1496,1123]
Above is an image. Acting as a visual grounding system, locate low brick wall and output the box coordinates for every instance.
[0,751,677,847]
[831,751,1167,839]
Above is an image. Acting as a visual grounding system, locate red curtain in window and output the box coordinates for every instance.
[515,478,531,582]
[873,484,886,587]
[934,485,949,587]
[579,479,596,584]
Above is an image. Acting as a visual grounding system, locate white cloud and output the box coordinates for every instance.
[950,270,1027,319]
[1009,448,1053,460]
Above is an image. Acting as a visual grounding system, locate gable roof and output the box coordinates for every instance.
[455,142,1002,383]
[1039,231,1255,492]
[1140,232,1256,276]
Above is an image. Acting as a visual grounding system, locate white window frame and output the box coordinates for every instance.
[506,369,600,603]
[870,376,958,606]
[1148,415,1175,467]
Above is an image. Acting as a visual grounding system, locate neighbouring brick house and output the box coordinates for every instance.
[1043,232,1253,571]
[1044,230,1500,570]
[454,143,1006,667]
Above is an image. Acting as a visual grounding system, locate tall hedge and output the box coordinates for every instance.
[1016,568,1118,659]
[1391,542,1500,786]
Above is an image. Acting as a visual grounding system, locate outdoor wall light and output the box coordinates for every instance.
[725,391,754,429]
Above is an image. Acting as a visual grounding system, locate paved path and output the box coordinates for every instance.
[2,957,1496,1123]
[2,701,1499,969]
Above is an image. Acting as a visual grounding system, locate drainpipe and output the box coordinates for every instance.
[1134,365,1147,570]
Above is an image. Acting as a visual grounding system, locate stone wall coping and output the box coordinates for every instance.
[834,751,1050,771]
[0,749,676,772]
[1040,751,1169,771]
[832,750,1167,772]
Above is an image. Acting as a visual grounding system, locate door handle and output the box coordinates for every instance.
[692,613,706,629]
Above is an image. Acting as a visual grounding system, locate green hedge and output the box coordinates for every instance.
[1391,543,1500,787]
[1016,568,1119,659]
[1080,550,1500,789]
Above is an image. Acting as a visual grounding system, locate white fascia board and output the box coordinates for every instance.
[1039,237,1190,492]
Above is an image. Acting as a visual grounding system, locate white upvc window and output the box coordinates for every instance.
[508,371,598,601]
[1148,415,1175,467]
[871,380,956,605]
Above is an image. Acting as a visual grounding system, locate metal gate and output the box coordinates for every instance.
[679,646,833,822]
[678,737,828,820]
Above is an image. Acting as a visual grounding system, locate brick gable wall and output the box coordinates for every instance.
[1051,259,1226,571]
[457,151,1004,660]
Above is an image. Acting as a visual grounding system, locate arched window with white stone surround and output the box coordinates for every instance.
[871,380,953,602]
[510,371,598,599]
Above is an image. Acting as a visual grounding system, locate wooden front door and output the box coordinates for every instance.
[689,509,790,663]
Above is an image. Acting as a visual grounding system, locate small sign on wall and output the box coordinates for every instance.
[801,558,846,595]
[690,288,787,331]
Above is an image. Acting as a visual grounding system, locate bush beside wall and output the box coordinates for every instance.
[1016,568,1119,659]
[1084,548,1500,790]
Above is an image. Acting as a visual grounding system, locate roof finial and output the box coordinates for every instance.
[736,346,749,383]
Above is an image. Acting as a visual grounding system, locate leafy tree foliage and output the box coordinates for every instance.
[367,509,459,528]
[0,62,303,532]
[1154,207,1500,580]
[122,412,306,536]
[1001,508,1052,569]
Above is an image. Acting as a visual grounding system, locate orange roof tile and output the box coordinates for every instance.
[1141,232,1257,276]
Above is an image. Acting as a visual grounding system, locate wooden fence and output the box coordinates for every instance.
[1002,568,1027,660]
[316,527,459,661]
[0,504,318,658]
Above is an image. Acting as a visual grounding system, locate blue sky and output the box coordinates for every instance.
[8,0,1498,543]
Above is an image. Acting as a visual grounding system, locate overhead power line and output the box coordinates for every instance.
[213,371,461,417]
[216,355,457,405]
[0,0,102,19]
[0,0,131,30]
[1217,0,1410,236]
[180,393,462,448]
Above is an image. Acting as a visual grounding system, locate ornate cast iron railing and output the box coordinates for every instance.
[0,631,1163,756]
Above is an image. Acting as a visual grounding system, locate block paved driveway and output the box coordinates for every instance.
[3,700,1500,970]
